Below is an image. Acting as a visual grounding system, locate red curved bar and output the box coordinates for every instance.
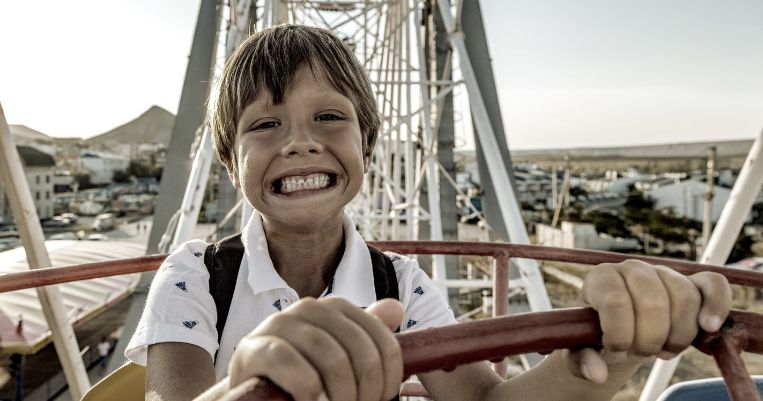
[369,241,763,288]
[222,308,763,401]
[4,241,763,400]
[3,241,763,294]
[0,254,165,293]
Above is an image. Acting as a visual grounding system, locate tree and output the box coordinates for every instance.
[112,169,131,183]
[73,173,95,190]
[583,210,630,238]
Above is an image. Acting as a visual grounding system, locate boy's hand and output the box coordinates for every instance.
[228,298,404,401]
[569,259,731,384]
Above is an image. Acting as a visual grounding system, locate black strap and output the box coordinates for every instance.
[367,244,399,300]
[204,233,245,344]
[204,238,399,344]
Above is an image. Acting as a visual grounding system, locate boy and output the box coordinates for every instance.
[126,25,731,401]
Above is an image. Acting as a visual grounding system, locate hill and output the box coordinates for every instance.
[85,106,175,147]
[9,125,53,143]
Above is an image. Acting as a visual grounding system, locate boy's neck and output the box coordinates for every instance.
[261,213,345,298]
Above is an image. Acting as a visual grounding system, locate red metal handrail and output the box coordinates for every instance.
[3,241,763,400]
[4,241,763,293]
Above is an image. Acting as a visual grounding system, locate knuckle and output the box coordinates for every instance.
[638,296,666,314]
[599,292,631,310]
[671,287,701,310]
[293,297,319,311]
[357,354,380,381]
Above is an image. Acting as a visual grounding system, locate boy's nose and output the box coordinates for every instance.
[281,126,324,156]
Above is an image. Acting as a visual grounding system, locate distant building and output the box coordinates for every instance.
[52,137,87,172]
[647,179,753,223]
[0,146,56,223]
[9,125,55,156]
[536,221,640,251]
[78,151,130,185]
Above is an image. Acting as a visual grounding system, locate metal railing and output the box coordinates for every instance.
[3,241,763,400]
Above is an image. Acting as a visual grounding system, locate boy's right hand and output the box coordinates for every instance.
[228,297,404,401]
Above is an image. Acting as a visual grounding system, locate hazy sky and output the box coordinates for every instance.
[1,0,762,149]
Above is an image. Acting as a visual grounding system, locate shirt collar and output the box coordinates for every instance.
[242,211,376,307]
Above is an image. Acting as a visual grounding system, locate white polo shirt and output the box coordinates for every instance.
[126,211,456,380]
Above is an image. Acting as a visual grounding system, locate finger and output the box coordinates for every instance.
[228,335,323,401]
[653,266,701,353]
[688,272,732,332]
[566,348,608,384]
[620,261,670,356]
[365,298,405,331]
[328,297,404,401]
[582,265,634,353]
[258,312,357,401]
[294,298,385,401]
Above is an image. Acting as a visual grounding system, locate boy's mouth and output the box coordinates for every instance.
[271,172,338,195]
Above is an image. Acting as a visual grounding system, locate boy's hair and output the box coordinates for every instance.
[210,24,380,172]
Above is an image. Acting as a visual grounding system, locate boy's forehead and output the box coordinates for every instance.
[241,68,352,114]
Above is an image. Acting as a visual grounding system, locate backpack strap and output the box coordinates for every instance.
[204,238,399,346]
[203,233,244,345]
[367,244,399,301]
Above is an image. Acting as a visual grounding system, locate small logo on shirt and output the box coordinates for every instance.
[413,286,424,295]
[182,320,199,329]
[273,299,282,311]
[193,251,203,257]
[407,319,418,329]
[175,281,187,292]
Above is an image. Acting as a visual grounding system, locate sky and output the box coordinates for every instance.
[1,0,762,150]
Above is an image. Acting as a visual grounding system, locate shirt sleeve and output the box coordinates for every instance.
[390,253,457,332]
[125,240,219,365]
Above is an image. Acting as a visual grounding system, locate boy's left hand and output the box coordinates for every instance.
[569,259,732,383]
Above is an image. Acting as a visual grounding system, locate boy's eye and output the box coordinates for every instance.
[316,113,343,122]
[252,121,280,130]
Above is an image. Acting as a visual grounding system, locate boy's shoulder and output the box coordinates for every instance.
[161,239,211,269]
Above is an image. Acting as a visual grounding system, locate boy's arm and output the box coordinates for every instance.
[419,259,731,401]
[147,342,216,401]
[418,351,641,401]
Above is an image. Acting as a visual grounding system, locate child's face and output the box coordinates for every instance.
[229,66,369,227]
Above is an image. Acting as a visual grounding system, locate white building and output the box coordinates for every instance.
[0,146,56,222]
[79,151,130,185]
[536,222,640,251]
[648,179,744,223]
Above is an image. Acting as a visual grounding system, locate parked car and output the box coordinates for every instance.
[60,213,79,224]
[42,216,72,228]
[92,213,116,232]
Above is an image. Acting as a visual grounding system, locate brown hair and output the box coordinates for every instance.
[209,24,380,171]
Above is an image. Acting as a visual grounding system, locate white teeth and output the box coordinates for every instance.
[279,173,332,194]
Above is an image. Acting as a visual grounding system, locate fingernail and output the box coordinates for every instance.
[581,362,593,382]
[317,392,329,401]
[704,315,722,332]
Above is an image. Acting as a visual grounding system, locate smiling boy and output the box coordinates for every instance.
[126,25,731,401]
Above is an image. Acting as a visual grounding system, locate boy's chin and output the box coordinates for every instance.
[267,209,345,229]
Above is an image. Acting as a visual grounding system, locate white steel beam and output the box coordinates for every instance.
[434,0,551,310]
[0,105,90,399]
[639,127,763,400]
